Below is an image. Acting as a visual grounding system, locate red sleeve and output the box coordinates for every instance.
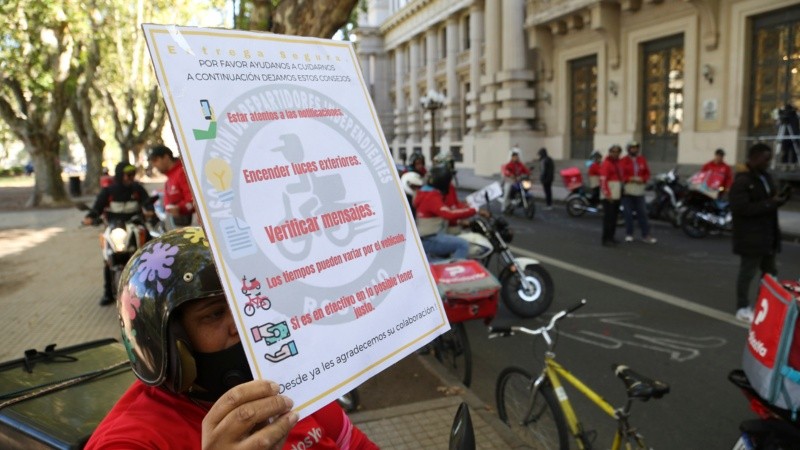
[701,162,712,172]
[519,162,531,175]
[599,160,612,198]
[175,167,195,216]
[312,402,379,450]
[588,163,601,177]
[639,157,651,183]
[724,165,733,190]
[618,157,632,183]
[501,162,511,177]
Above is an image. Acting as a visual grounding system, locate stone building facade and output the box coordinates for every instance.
[355,0,800,176]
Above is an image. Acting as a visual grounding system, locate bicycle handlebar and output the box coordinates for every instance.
[488,299,587,338]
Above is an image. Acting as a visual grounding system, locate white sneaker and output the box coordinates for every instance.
[642,236,657,244]
[624,236,634,242]
[736,307,754,323]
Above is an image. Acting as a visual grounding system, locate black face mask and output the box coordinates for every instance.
[189,342,253,402]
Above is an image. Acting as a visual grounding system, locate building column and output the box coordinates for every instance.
[467,5,484,135]
[393,46,407,156]
[498,0,535,131]
[480,0,501,132]
[423,29,438,155]
[406,38,421,145]
[444,17,461,141]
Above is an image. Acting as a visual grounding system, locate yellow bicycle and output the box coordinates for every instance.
[492,299,670,449]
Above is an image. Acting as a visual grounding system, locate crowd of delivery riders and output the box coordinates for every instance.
[76,136,791,447]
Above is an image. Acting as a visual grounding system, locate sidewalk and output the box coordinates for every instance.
[453,167,800,242]
[0,193,535,449]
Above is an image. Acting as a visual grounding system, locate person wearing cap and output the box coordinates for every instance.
[700,148,733,193]
[619,141,656,244]
[501,145,531,212]
[85,228,378,449]
[148,145,195,228]
[82,162,155,305]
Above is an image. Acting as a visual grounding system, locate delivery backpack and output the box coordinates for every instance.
[742,275,800,418]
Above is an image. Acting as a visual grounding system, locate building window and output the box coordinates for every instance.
[641,34,684,162]
[463,15,470,51]
[439,27,447,59]
[749,5,800,136]
[570,55,597,159]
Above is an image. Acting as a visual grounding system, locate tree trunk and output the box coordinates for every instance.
[70,98,106,195]
[28,141,70,208]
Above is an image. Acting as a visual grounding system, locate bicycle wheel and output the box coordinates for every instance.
[496,367,570,450]
[433,322,472,386]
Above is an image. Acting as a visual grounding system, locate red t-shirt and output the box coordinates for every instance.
[618,154,651,184]
[164,160,194,216]
[700,160,733,190]
[85,381,377,450]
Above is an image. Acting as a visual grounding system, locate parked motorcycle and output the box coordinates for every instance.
[503,176,535,219]
[458,214,553,318]
[646,167,687,227]
[729,369,800,449]
[680,187,732,238]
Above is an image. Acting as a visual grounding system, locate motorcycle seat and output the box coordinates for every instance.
[612,364,670,401]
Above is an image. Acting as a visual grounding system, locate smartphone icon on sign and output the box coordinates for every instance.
[200,99,212,120]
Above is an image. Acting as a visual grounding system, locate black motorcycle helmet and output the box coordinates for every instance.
[427,163,453,194]
[117,227,252,400]
[114,162,136,184]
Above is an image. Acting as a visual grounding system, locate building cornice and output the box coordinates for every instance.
[381,0,475,50]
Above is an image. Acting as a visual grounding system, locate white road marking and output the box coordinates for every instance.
[512,245,748,329]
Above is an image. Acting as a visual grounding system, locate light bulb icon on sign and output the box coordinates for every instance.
[205,158,234,204]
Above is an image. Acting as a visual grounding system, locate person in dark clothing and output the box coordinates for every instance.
[778,103,799,165]
[82,162,155,305]
[538,148,555,209]
[729,143,791,322]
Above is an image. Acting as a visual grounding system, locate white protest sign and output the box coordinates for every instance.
[465,181,503,208]
[142,24,448,418]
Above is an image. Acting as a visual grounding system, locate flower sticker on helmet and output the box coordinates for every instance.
[137,242,180,294]
[183,228,209,246]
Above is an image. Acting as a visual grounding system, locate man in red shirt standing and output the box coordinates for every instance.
[619,141,656,244]
[701,148,733,193]
[148,145,195,227]
[600,145,623,246]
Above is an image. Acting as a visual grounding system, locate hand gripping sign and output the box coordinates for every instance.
[143,24,448,418]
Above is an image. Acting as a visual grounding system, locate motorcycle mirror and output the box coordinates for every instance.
[448,402,476,450]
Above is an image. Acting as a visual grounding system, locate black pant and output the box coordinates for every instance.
[542,182,553,207]
[736,254,777,310]
[602,199,620,243]
[103,264,113,298]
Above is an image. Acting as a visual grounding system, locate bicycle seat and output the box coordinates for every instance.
[612,364,670,401]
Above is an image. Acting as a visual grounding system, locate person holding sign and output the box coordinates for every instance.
[86,228,378,450]
[600,145,624,247]
[619,141,656,244]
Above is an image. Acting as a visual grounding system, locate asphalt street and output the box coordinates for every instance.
[450,202,800,449]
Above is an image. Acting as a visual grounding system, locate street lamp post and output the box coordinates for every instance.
[420,89,446,159]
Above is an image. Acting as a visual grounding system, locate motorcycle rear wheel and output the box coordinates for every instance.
[566,197,587,217]
[681,209,709,238]
[501,265,554,318]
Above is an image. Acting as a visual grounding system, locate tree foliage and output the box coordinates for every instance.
[0,2,89,206]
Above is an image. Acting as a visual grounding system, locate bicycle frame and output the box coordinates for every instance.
[528,354,646,450]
